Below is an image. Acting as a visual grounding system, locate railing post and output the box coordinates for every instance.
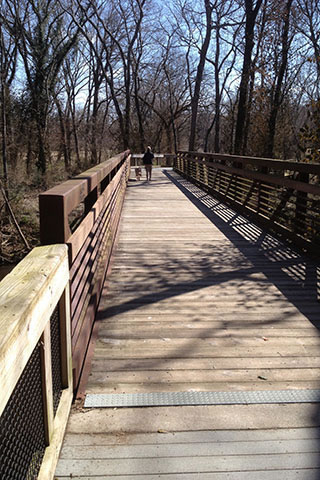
[39,195,70,245]
[59,286,72,389]
[196,156,200,182]
[203,156,209,187]
[257,165,268,214]
[187,153,192,179]
[295,172,309,235]
[40,322,54,445]
[84,187,98,214]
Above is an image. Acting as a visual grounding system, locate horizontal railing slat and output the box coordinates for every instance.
[39,150,131,392]
[175,151,320,254]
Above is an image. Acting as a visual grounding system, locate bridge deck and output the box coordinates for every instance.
[56,168,320,479]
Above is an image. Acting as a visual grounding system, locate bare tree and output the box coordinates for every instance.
[296,0,320,97]
[188,0,213,151]
[67,0,147,150]
[60,43,89,169]
[265,0,294,158]
[204,0,242,152]
[0,8,17,196]
[234,0,263,155]
[1,0,82,174]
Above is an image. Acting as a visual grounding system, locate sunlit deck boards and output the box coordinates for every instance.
[56,168,320,479]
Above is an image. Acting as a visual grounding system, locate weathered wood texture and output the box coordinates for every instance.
[56,169,320,478]
[39,151,131,390]
[0,245,73,480]
[0,245,69,414]
[56,428,320,479]
[175,151,320,253]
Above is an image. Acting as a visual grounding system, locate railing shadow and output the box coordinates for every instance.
[162,169,320,471]
[58,168,320,479]
[95,169,320,386]
[164,169,320,329]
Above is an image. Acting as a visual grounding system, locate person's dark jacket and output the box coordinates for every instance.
[143,151,154,165]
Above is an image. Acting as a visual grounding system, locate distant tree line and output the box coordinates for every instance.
[1,0,320,188]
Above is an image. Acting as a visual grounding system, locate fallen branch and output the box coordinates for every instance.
[0,180,31,251]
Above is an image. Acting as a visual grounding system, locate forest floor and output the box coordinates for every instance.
[0,159,80,270]
[0,152,119,271]
[0,186,41,266]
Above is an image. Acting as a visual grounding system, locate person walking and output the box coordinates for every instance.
[142,146,154,181]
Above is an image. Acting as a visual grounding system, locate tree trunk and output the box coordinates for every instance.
[204,115,216,152]
[1,79,9,199]
[214,24,221,153]
[55,98,70,171]
[234,0,263,155]
[166,124,173,151]
[90,79,100,165]
[134,75,145,152]
[36,119,47,175]
[189,0,213,152]
[265,0,293,158]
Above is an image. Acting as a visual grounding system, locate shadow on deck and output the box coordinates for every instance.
[55,168,320,480]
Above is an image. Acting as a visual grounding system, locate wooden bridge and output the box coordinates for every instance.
[1,151,320,479]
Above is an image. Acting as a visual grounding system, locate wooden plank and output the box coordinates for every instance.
[90,356,320,371]
[38,388,73,480]
[55,169,320,479]
[93,336,320,348]
[59,285,73,389]
[92,344,320,359]
[55,471,320,480]
[57,428,320,446]
[0,244,69,416]
[96,314,319,325]
[88,367,320,384]
[40,322,54,445]
[55,452,320,475]
[59,438,320,459]
[95,327,320,339]
[64,402,320,432]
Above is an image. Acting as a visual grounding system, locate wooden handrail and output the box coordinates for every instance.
[179,151,320,175]
[39,151,131,391]
[0,245,72,480]
[39,150,130,245]
[185,156,320,196]
[174,151,320,254]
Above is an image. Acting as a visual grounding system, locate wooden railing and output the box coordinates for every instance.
[175,151,320,254]
[39,150,131,392]
[0,245,72,480]
[131,153,175,167]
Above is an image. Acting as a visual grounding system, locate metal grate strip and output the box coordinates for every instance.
[50,305,63,415]
[84,390,320,408]
[0,341,46,479]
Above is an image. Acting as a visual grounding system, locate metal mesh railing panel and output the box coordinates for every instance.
[50,305,63,415]
[0,342,46,480]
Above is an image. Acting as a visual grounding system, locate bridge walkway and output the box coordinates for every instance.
[55,168,320,479]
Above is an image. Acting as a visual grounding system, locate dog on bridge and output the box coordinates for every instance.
[135,167,142,181]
